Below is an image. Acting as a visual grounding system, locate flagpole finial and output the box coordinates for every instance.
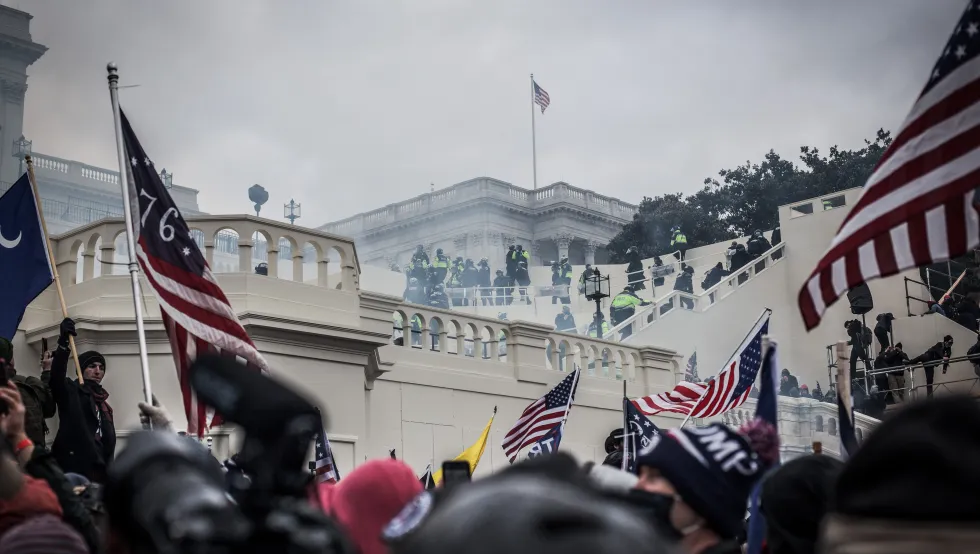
[107,62,118,79]
[493,405,497,414]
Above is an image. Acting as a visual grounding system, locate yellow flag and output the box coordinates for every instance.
[433,410,495,484]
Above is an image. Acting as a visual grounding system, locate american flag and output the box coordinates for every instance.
[120,111,269,435]
[314,408,340,483]
[533,80,551,113]
[684,351,699,383]
[502,369,579,462]
[632,312,770,418]
[799,1,980,330]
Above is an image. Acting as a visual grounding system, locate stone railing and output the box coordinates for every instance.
[321,178,639,235]
[30,152,196,193]
[699,396,879,460]
[50,215,361,291]
[606,242,787,340]
[382,298,680,394]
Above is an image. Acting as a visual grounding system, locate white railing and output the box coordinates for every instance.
[32,154,69,173]
[604,242,786,341]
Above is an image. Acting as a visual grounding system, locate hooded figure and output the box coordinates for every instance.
[554,305,577,333]
[477,258,492,306]
[493,269,511,306]
[50,319,115,483]
[761,455,843,554]
[625,246,645,291]
[701,262,729,291]
[746,230,772,259]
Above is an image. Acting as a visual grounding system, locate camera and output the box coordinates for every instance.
[104,354,355,554]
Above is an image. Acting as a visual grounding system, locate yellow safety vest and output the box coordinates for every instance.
[611,293,641,309]
[589,321,610,337]
[433,255,449,269]
[672,233,688,246]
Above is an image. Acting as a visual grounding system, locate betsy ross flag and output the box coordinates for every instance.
[533,80,551,113]
[632,311,770,418]
[314,408,340,483]
[799,1,980,330]
[502,369,579,462]
[120,111,269,435]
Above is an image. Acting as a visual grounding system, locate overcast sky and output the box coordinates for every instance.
[13,1,967,225]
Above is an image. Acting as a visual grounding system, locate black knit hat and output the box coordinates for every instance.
[78,351,106,372]
[635,423,764,538]
[833,395,980,521]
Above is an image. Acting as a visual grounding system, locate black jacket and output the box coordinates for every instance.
[428,291,450,310]
[26,446,103,554]
[477,265,491,287]
[701,264,729,290]
[50,346,116,482]
[554,313,577,332]
[515,266,531,287]
[746,234,772,258]
[626,251,644,286]
[954,297,980,331]
[730,245,750,271]
[874,312,895,334]
[910,342,952,372]
[673,271,694,294]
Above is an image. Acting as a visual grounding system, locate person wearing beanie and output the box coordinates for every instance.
[821,395,980,553]
[49,318,115,483]
[0,337,55,448]
[760,455,843,554]
[0,514,88,554]
[632,422,773,554]
[315,458,422,554]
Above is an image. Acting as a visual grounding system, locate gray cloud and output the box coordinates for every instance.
[16,0,966,225]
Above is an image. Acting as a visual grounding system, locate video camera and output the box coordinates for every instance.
[104,354,354,554]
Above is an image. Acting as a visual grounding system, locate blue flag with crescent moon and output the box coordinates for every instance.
[0,174,53,340]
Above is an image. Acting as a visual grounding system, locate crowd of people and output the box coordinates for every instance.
[1,312,977,553]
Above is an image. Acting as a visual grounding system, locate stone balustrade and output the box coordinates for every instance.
[50,215,361,292]
[321,178,639,235]
[378,295,680,398]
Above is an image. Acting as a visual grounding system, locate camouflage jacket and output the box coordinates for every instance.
[12,372,55,446]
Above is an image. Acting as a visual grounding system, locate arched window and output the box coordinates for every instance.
[814,415,824,433]
[828,418,837,436]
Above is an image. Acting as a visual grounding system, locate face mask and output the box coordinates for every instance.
[626,489,702,540]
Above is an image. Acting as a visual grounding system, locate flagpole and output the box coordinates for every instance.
[621,378,629,471]
[679,308,772,428]
[530,73,538,190]
[24,157,84,383]
[106,62,153,406]
[557,367,581,444]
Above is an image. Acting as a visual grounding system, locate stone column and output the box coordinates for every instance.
[292,253,304,282]
[553,233,573,261]
[507,320,553,382]
[238,239,254,272]
[584,240,601,266]
[100,244,115,276]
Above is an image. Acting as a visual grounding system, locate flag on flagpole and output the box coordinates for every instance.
[622,398,662,473]
[0,174,53,339]
[745,338,781,554]
[418,464,435,490]
[526,424,563,459]
[119,110,270,435]
[433,410,495,484]
[836,345,859,459]
[798,0,980,331]
[502,370,579,462]
[533,80,551,113]
[684,351,699,383]
[314,408,340,484]
[632,312,770,418]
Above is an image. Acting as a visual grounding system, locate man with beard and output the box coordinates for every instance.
[49,318,115,483]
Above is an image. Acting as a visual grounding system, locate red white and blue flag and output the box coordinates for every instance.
[502,369,579,462]
[314,408,340,483]
[533,80,551,113]
[632,311,770,418]
[120,111,269,436]
[799,0,980,330]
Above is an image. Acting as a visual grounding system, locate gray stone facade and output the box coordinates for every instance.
[320,177,637,268]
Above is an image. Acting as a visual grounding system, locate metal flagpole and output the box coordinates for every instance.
[678,307,772,428]
[621,378,629,471]
[24,156,84,383]
[106,62,153,406]
[530,73,538,190]
[557,367,582,444]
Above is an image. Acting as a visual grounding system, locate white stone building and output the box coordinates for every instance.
[319,177,638,269]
